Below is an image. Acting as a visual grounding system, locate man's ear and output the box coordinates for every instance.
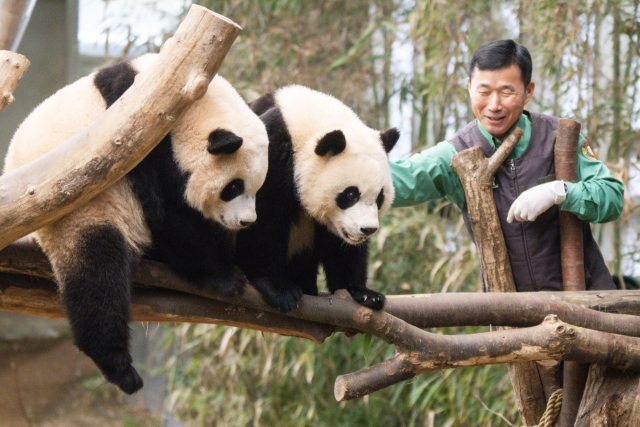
[315,130,346,156]
[524,81,535,105]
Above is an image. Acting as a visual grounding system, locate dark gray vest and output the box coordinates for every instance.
[450,112,615,292]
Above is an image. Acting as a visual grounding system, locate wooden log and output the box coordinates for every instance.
[450,128,547,426]
[556,118,589,427]
[0,5,241,251]
[3,241,640,404]
[0,0,34,50]
[5,241,640,337]
[0,50,29,112]
[0,272,335,345]
[575,365,639,427]
[334,314,640,401]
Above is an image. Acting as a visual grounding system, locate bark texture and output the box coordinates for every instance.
[2,240,640,408]
[0,50,29,112]
[0,0,33,50]
[451,127,546,426]
[556,118,588,427]
[0,5,241,251]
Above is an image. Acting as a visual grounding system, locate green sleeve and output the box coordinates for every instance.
[389,141,465,210]
[559,135,624,223]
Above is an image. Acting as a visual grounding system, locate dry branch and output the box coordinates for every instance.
[4,240,640,336]
[3,241,640,406]
[0,5,241,251]
[0,272,335,344]
[0,0,33,50]
[0,50,29,112]
[450,127,546,425]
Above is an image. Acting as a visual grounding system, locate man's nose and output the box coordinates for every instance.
[488,93,502,110]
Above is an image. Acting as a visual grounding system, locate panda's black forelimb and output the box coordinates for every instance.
[60,225,143,395]
[315,225,386,310]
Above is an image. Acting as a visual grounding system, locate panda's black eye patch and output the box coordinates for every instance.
[221,179,245,202]
[208,129,243,155]
[336,186,360,210]
[376,189,385,210]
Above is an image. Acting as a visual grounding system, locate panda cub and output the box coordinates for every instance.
[3,54,269,394]
[236,85,399,312]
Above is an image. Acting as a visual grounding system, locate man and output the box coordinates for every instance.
[390,39,624,292]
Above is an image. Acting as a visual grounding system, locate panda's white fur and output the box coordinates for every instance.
[277,85,394,244]
[3,53,269,394]
[236,85,399,312]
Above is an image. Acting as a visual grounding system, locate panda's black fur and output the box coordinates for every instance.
[235,87,398,312]
[4,55,268,394]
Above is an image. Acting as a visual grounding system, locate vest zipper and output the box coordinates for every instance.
[511,159,538,290]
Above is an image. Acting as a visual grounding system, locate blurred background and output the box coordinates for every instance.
[0,0,639,426]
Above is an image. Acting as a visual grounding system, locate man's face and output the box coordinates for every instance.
[468,63,535,140]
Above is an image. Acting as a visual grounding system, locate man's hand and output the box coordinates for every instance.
[507,181,567,223]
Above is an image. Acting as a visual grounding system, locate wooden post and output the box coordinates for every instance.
[0,0,35,51]
[0,50,29,112]
[556,119,589,427]
[451,128,547,426]
[0,5,241,251]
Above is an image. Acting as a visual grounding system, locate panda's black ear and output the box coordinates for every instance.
[380,128,400,153]
[315,130,346,157]
[208,129,243,155]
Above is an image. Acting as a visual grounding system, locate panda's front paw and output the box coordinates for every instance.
[252,277,303,312]
[349,289,386,310]
[200,265,247,298]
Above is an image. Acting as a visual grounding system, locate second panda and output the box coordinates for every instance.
[236,86,399,312]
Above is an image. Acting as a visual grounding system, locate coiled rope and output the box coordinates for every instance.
[529,388,563,427]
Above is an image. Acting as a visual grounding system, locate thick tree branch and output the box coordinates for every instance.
[0,50,29,112]
[0,272,335,344]
[0,0,34,50]
[3,240,640,403]
[0,5,241,251]
[334,314,640,401]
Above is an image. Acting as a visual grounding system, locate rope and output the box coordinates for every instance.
[527,388,563,427]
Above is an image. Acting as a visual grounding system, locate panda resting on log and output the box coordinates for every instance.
[3,54,269,394]
[237,86,399,312]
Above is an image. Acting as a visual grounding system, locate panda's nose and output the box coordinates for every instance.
[360,227,378,236]
[240,220,254,227]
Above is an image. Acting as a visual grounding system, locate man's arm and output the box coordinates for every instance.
[560,136,624,223]
[508,135,624,224]
[389,141,465,209]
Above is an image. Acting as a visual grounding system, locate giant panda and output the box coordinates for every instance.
[3,54,269,394]
[235,86,399,312]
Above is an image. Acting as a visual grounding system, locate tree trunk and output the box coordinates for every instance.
[0,0,35,51]
[556,118,589,427]
[450,127,547,426]
[0,5,241,251]
[575,365,639,427]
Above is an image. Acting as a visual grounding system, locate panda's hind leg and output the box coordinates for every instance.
[37,182,149,394]
[52,224,142,394]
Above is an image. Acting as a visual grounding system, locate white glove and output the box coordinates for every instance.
[507,180,567,223]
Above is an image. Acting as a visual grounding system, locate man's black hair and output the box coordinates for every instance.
[469,39,532,88]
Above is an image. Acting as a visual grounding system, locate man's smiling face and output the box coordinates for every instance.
[468,63,535,140]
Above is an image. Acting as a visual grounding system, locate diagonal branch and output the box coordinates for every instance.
[0,5,241,251]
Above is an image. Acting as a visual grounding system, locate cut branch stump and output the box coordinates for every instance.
[0,50,29,112]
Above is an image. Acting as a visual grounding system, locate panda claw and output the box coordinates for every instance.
[349,289,386,310]
[252,277,303,313]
